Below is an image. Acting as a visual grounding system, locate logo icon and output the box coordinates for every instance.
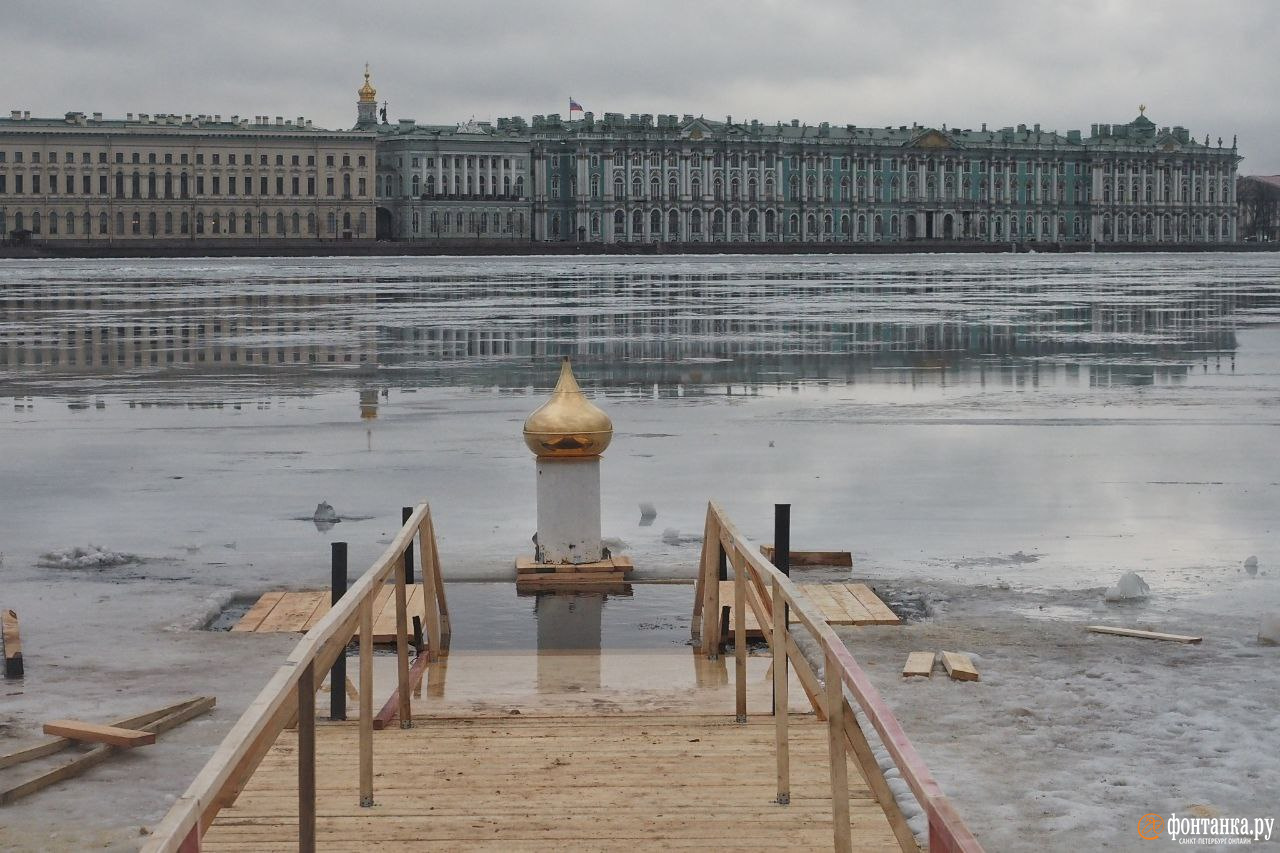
[1138,813,1165,840]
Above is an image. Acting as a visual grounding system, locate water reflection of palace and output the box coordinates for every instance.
[0,268,1269,395]
[0,285,378,374]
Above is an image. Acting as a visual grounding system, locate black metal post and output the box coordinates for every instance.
[775,504,791,578]
[401,506,415,586]
[330,542,348,721]
[717,543,729,649]
[773,504,791,714]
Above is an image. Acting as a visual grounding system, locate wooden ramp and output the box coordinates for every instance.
[201,714,900,852]
[719,581,900,638]
[231,585,429,643]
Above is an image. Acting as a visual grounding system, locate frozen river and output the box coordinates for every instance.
[2,253,1279,851]
[2,253,1278,594]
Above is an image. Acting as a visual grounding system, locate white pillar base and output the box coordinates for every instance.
[536,457,603,564]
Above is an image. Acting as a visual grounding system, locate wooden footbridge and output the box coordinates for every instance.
[143,503,981,852]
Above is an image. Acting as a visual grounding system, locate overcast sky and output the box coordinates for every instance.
[5,0,1278,173]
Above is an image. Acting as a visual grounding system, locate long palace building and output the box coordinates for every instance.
[0,67,1243,247]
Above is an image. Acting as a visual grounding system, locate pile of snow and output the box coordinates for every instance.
[1103,571,1150,602]
[1260,614,1280,646]
[38,545,139,569]
[312,501,339,524]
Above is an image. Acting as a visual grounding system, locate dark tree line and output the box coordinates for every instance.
[1237,177,1280,240]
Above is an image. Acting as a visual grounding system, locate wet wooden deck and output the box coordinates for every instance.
[232,585,429,643]
[719,581,901,638]
[201,713,901,852]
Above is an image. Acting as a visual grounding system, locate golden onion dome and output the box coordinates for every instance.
[358,64,377,103]
[523,358,613,458]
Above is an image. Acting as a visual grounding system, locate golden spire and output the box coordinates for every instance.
[523,358,613,458]
[359,63,377,104]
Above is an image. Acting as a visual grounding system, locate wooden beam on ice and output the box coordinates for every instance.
[0,696,210,771]
[940,651,980,682]
[1087,625,1203,644]
[761,545,853,568]
[0,696,214,806]
[902,652,935,678]
[42,720,156,748]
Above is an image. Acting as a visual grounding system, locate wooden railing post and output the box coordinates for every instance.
[826,650,852,853]
[772,576,790,805]
[358,597,374,808]
[393,554,412,728]
[418,517,443,661]
[733,548,747,723]
[297,662,316,853]
[697,507,722,658]
[426,513,451,645]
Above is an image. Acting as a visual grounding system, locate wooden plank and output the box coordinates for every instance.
[2,608,23,679]
[902,652,935,679]
[393,559,412,728]
[255,592,325,634]
[761,546,853,568]
[516,571,625,583]
[0,697,209,771]
[826,651,853,853]
[940,651,980,682]
[1087,625,1203,644]
[358,598,373,807]
[825,585,875,624]
[199,714,903,853]
[296,663,315,852]
[846,584,901,625]
[0,697,214,806]
[42,720,157,748]
[805,584,854,625]
[369,584,398,640]
[231,592,285,633]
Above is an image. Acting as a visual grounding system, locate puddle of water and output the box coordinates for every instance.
[209,581,697,651]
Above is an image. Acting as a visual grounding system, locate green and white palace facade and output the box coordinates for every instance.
[376,107,1241,246]
[0,68,1244,247]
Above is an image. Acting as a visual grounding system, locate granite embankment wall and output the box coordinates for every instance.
[0,239,1275,259]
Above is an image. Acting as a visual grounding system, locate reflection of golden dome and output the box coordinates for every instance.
[358,63,377,103]
[523,358,613,458]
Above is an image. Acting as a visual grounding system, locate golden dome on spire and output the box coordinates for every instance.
[358,63,377,103]
[523,358,613,458]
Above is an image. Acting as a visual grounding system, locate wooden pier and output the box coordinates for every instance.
[200,714,899,851]
[143,502,981,853]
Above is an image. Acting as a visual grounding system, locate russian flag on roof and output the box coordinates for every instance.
[569,98,584,113]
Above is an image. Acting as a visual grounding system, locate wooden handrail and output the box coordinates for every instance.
[695,501,983,853]
[143,502,447,853]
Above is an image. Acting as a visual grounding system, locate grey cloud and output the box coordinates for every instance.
[3,0,1276,171]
